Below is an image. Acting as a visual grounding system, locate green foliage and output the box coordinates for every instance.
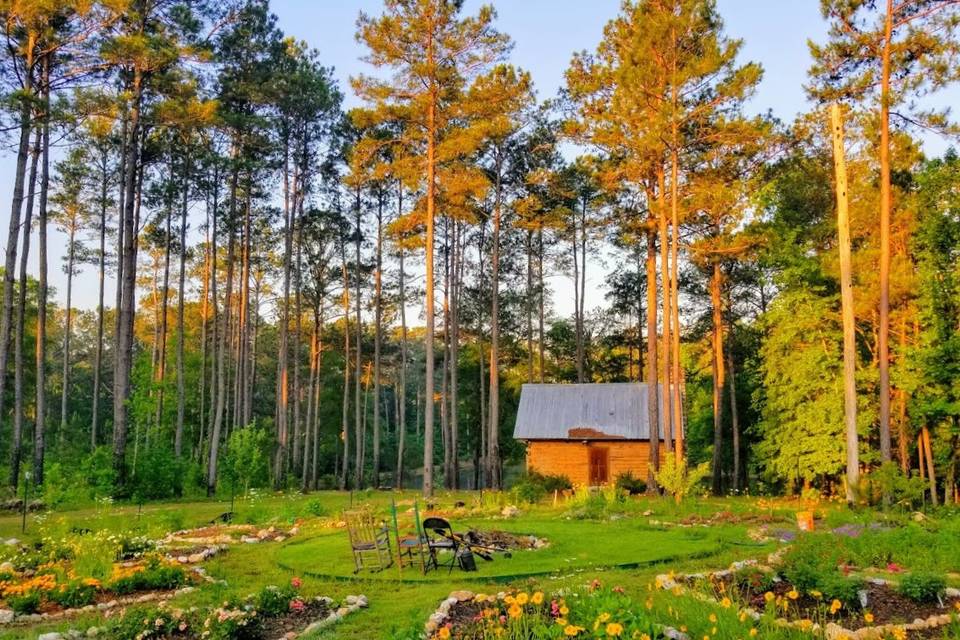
[254,583,298,617]
[510,472,572,504]
[615,471,646,495]
[222,425,272,495]
[732,566,776,594]
[130,446,184,501]
[655,458,710,504]
[108,557,187,595]
[7,589,42,614]
[778,536,862,605]
[869,462,927,509]
[898,572,946,603]
[48,578,98,608]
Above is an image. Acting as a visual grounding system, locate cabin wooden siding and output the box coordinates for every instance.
[524,440,667,486]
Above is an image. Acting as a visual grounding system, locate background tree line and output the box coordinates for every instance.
[0,0,957,505]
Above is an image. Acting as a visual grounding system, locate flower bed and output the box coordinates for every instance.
[425,583,675,639]
[90,579,367,640]
[0,553,195,621]
[659,553,960,640]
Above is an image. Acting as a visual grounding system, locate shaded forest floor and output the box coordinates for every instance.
[0,491,958,639]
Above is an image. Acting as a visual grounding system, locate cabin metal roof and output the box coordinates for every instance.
[512,383,668,441]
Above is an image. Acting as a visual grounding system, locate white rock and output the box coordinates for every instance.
[357,595,368,608]
[0,609,12,624]
[4,538,19,546]
[345,595,359,605]
[86,627,100,637]
[38,633,63,640]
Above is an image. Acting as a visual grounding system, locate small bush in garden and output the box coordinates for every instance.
[255,583,298,617]
[510,475,547,505]
[615,471,647,495]
[109,558,187,595]
[7,589,42,614]
[305,498,328,517]
[898,572,946,603]
[48,578,99,608]
[106,605,203,640]
[655,457,710,504]
[816,573,863,607]
[732,566,776,594]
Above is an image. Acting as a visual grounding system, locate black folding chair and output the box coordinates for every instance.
[422,516,460,574]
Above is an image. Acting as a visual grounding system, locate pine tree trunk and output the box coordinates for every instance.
[34,59,50,485]
[423,84,437,498]
[669,148,683,461]
[91,150,108,451]
[710,261,725,495]
[113,70,144,487]
[276,141,292,485]
[372,189,383,487]
[727,341,741,492]
[59,219,76,448]
[657,168,674,453]
[487,152,502,490]
[538,228,545,383]
[353,186,363,489]
[175,149,190,459]
[395,185,408,489]
[526,229,533,382]
[9,129,40,488]
[831,103,860,504]
[292,194,304,477]
[450,220,461,489]
[207,160,238,497]
[645,222,660,492]
[339,229,351,490]
[0,42,35,439]
[154,155,174,433]
[922,425,937,506]
[877,0,893,465]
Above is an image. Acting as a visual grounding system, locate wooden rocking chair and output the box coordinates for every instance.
[390,499,434,573]
[344,509,393,573]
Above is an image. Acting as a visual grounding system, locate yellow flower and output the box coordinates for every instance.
[739,612,747,622]
[599,613,611,623]
[764,591,775,603]
[749,629,758,637]
[508,604,522,619]
[564,625,582,636]
[800,619,812,630]
[504,595,515,605]
[437,628,451,640]
[721,597,732,609]
[645,598,653,610]
[532,592,544,605]
[787,589,799,600]
[605,622,624,637]
[810,590,822,599]
[516,592,529,606]
[709,613,717,623]
[891,629,906,640]
[864,612,874,624]
[560,605,569,616]
[557,618,568,626]
[830,599,842,614]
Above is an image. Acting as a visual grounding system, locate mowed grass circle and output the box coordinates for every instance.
[275,517,726,582]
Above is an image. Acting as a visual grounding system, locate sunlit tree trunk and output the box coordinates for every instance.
[91,148,108,451]
[877,0,894,465]
[645,221,660,492]
[710,261,725,495]
[831,104,860,504]
[487,150,503,489]
[34,58,51,485]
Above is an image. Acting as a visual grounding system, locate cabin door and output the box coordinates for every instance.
[588,447,609,485]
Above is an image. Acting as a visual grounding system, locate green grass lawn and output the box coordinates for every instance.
[0,491,956,639]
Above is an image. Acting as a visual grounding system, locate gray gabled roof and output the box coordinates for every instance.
[512,383,668,441]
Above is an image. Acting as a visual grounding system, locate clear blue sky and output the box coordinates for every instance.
[2,1,957,313]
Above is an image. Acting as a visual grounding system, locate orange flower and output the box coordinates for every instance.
[605,622,623,636]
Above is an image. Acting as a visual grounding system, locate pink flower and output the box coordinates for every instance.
[289,598,306,613]
[291,577,302,589]
[612,585,625,594]
[887,563,902,573]
[590,579,602,591]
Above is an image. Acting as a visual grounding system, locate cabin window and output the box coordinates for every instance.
[588,447,609,485]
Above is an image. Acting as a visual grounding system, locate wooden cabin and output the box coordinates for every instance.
[512,383,669,487]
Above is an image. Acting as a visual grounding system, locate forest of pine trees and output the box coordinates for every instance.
[0,0,958,505]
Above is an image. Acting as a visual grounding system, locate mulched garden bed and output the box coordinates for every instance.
[259,598,331,638]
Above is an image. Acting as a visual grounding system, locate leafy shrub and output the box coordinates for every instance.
[732,566,776,594]
[655,458,710,504]
[255,583,298,617]
[898,572,946,603]
[778,536,862,605]
[510,472,572,504]
[615,471,647,495]
[870,462,927,509]
[816,573,863,606]
[305,498,328,517]
[109,558,187,595]
[7,589,42,614]
[48,579,98,608]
